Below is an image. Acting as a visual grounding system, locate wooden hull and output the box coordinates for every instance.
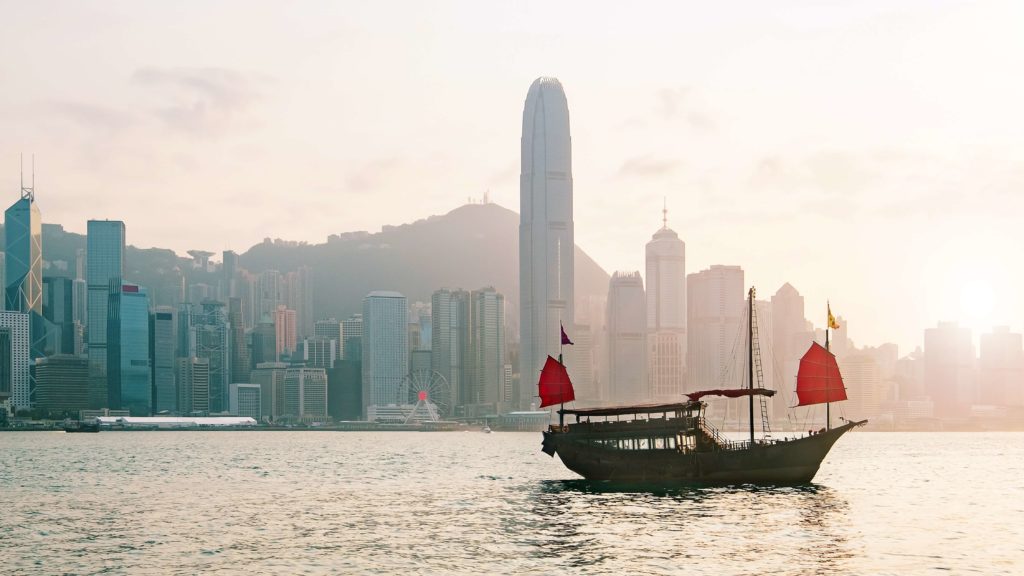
[542,420,865,485]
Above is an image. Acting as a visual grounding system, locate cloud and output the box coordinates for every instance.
[131,67,265,136]
[43,101,135,133]
[616,155,680,179]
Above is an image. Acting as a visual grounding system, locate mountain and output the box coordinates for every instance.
[239,202,610,321]
[17,203,610,323]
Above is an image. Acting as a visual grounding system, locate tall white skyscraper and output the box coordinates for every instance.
[646,208,686,402]
[362,291,408,417]
[607,271,647,404]
[519,77,574,410]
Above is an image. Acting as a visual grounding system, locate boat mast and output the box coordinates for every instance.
[748,287,755,444]
[825,307,831,431]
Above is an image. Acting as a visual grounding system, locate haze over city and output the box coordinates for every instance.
[2,0,1023,352]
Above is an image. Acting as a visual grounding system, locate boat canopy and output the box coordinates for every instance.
[559,402,698,418]
[686,388,776,402]
[538,356,575,408]
[795,341,847,406]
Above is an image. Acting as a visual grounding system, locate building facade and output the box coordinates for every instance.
[229,383,262,419]
[34,355,89,415]
[283,367,328,423]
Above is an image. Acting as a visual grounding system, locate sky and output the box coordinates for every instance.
[1,0,1022,353]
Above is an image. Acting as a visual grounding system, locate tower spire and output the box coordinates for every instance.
[662,197,668,229]
[19,153,35,201]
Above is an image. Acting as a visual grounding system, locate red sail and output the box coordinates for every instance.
[538,356,575,408]
[796,341,847,406]
[686,388,776,402]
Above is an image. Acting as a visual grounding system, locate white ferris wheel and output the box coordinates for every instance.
[396,369,451,423]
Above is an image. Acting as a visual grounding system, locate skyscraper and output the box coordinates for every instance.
[178,301,232,412]
[607,271,648,404]
[0,312,30,411]
[519,77,574,410]
[645,208,686,402]
[150,308,176,413]
[470,287,506,409]
[4,175,42,315]
[86,220,126,408]
[42,275,76,355]
[361,291,408,416]
[228,297,250,383]
[107,283,151,415]
[686,265,745,394]
[431,288,470,411]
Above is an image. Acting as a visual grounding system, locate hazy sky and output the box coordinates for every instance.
[2,1,1022,352]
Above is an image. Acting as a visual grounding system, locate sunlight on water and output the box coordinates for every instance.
[0,431,1020,574]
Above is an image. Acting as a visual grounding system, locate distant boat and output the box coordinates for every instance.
[64,420,100,433]
[540,287,866,485]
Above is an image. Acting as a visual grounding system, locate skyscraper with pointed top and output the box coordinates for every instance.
[519,77,574,409]
[5,157,42,315]
[646,203,687,401]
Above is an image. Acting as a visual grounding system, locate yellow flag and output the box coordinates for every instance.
[828,302,840,330]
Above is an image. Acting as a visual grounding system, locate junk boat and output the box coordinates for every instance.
[540,287,866,485]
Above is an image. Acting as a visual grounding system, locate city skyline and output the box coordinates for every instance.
[1,2,1022,353]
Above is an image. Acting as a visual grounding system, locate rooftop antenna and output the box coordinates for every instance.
[662,196,668,229]
[20,153,35,201]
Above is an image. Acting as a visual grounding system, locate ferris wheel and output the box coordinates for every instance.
[397,369,452,421]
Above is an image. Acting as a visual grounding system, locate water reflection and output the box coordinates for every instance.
[525,480,857,575]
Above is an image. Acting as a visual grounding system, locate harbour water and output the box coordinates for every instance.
[1,431,1021,574]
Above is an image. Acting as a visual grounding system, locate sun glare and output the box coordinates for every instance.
[959,279,996,332]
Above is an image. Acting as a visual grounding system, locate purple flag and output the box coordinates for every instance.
[560,324,574,346]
